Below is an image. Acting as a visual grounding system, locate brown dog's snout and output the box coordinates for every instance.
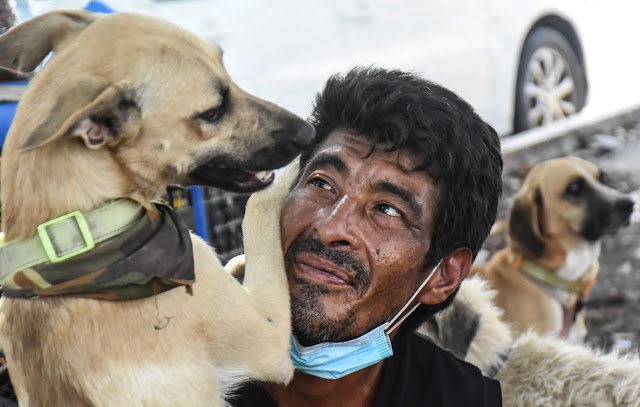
[581,193,635,241]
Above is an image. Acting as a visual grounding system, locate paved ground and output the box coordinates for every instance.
[477,115,640,353]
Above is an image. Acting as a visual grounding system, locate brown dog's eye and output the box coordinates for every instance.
[198,106,224,124]
[564,178,584,198]
[197,87,229,124]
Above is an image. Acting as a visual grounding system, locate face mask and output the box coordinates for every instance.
[290,259,443,379]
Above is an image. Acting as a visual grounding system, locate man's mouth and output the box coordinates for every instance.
[293,252,356,288]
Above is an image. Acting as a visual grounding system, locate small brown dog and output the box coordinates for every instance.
[473,157,634,343]
[0,10,313,406]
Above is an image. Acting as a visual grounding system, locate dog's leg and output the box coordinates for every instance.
[566,308,587,344]
[210,162,299,385]
[240,163,298,329]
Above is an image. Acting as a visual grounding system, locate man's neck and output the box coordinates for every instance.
[268,361,386,407]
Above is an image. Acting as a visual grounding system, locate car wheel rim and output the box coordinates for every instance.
[523,46,577,128]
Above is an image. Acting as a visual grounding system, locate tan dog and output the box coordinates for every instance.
[0,10,313,407]
[473,157,634,343]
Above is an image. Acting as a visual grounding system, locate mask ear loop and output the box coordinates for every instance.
[385,258,444,335]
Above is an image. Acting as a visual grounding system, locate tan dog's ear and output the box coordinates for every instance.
[21,79,141,151]
[0,10,97,73]
[508,188,546,258]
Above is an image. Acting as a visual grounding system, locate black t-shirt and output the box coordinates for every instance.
[230,332,502,406]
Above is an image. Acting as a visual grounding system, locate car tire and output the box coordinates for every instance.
[514,26,587,133]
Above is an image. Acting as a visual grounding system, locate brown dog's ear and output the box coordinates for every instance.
[20,79,141,151]
[0,10,97,74]
[508,188,546,258]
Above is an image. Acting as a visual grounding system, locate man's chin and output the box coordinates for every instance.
[290,282,360,346]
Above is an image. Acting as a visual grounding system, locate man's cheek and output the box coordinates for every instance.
[376,269,411,302]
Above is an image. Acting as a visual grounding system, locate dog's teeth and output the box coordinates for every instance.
[255,170,273,181]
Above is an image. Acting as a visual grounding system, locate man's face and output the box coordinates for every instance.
[280,130,438,345]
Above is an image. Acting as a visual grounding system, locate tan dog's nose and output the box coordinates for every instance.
[616,197,635,221]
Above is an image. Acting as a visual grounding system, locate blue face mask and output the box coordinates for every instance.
[290,259,443,379]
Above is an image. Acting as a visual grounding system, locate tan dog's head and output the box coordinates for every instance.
[0,10,314,195]
[508,157,634,260]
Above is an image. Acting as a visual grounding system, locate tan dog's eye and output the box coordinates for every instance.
[197,87,229,124]
[198,106,225,124]
[564,178,585,198]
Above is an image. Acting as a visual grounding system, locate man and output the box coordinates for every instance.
[232,67,503,406]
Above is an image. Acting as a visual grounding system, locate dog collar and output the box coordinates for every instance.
[0,199,195,300]
[0,199,144,273]
[509,251,595,298]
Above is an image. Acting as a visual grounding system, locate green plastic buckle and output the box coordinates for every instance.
[37,211,95,263]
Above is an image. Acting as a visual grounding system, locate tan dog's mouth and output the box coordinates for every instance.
[188,164,275,192]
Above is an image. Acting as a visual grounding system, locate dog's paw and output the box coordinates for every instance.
[244,159,300,221]
[225,254,245,282]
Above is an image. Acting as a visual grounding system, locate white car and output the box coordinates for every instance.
[24,0,637,136]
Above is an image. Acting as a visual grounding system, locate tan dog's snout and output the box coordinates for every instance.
[579,176,635,241]
[250,96,315,151]
[0,9,315,199]
[185,92,315,192]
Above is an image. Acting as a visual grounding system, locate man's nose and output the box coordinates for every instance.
[314,195,361,250]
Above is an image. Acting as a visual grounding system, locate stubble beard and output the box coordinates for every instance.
[286,235,389,346]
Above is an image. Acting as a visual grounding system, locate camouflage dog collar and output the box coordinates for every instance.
[0,199,194,301]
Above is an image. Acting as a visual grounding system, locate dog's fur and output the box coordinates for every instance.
[0,0,26,81]
[0,0,15,36]
[472,157,634,342]
[419,277,513,377]
[420,277,640,407]
[0,10,314,406]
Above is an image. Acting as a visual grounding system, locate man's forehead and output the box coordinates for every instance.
[311,131,423,172]
[314,142,348,156]
[314,129,367,152]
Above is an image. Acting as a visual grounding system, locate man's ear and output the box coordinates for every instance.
[418,248,472,306]
[20,79,141,151]
[0,10,98,74]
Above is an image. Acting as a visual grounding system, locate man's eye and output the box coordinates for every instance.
[310,177,332,191]
[377,203,402,217]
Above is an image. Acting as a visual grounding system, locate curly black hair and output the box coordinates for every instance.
[302,66,503,331]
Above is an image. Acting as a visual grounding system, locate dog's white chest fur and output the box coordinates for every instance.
[556,241,601,282]
[547,241,600,340]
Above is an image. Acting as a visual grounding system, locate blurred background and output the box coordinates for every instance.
[12,0,640,136]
